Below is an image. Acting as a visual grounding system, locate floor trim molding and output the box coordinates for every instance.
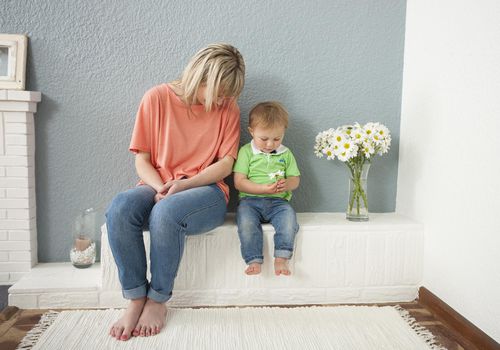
[418,287,500,350]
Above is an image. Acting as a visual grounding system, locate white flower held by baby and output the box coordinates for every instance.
[268,170,285,181]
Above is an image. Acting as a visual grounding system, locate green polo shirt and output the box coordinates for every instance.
[233,141,301,201]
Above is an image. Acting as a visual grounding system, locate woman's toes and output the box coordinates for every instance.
[115,327,124,340]
[132,326,140,337]
[122,327,133,341]
[146,327,151,336]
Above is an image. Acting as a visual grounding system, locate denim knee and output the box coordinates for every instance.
[106,187,155,229]
[278,218,299,240]
[270,201,299,255]
[148,198,183,233]
[237,215,259,236]
[105,192,128,221]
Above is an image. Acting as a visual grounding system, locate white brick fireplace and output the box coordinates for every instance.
[0,90,41,285]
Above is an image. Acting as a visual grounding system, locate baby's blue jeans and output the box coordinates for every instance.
[236,197,299,265]
[105,184,226,303]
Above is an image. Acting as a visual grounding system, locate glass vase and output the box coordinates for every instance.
[346,162,370,221]
[70,208,97,268]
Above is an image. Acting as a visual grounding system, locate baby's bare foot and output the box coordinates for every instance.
[109,297,146,341]
[274,257,291,276]
[245,263,262,275]
[133,298,167,337]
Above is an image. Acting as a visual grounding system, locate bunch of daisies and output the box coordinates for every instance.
[314,122,391,162]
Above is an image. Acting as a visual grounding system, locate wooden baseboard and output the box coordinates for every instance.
[418,287,500,350]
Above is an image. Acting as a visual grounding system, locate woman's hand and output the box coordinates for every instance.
[154,192,165,203]
[153,182,168,202]
[154,179,191,202]
[164,179,190,196]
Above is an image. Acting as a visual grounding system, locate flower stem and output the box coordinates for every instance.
[347,157,369,217]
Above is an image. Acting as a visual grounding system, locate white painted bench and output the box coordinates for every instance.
[8,213,423,308]
[100,213,423,308]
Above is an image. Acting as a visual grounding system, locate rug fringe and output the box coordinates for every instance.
[16,310,60,350]
[394,305,447,350]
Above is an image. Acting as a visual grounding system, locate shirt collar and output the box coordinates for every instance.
[250,140,288,155]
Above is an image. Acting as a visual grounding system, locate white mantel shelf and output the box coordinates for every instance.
[0,90,42,102]
[0,90,41,112]
[9,213,424,309]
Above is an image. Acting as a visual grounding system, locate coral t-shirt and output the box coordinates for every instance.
[129,84,241,202]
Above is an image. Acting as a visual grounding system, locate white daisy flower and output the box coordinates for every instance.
[337,151,350,162]
[351,125,366,145]
[322,148,336,160]
[363,122,378,139]
[268,170,285,180]
[336,139,358,159]
[377,142,390,155]
[377,124,390,138]
[362,142,375,158]
[332,130,345,145]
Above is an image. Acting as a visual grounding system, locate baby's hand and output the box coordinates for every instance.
[262,182,279,194]
[276,179,288,193]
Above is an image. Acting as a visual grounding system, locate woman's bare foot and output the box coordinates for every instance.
[245,262,262,275]
[274,257,291,276]
[133,298,167,337]
[109,297,146,341]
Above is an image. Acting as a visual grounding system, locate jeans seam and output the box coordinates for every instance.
[175,220,184,284]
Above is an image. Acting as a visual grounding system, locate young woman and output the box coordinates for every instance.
[106,43,245,341]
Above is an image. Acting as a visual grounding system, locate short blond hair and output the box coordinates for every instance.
[174,43,245,111]
[249,101,289,129]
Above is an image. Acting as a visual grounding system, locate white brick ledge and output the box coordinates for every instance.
[0,90,41,284]
[9,213,424,309]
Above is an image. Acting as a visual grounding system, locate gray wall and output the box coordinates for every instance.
[1,0,406,262]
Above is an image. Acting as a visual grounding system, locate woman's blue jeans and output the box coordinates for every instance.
[236,197,299,265]
[105,184,226,303]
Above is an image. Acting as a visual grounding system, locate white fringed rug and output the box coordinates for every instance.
[18,306,445,350]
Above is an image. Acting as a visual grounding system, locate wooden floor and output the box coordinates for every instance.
[0,302,483,350]
[399,302,482,350]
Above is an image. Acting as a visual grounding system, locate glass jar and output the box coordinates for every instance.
[70,208,97,268]
[346,162,370,222]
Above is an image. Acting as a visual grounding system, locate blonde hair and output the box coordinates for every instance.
[173,43,245,111]
[249,101,289,129]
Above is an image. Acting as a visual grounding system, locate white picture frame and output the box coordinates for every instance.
[0,34,28,90]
